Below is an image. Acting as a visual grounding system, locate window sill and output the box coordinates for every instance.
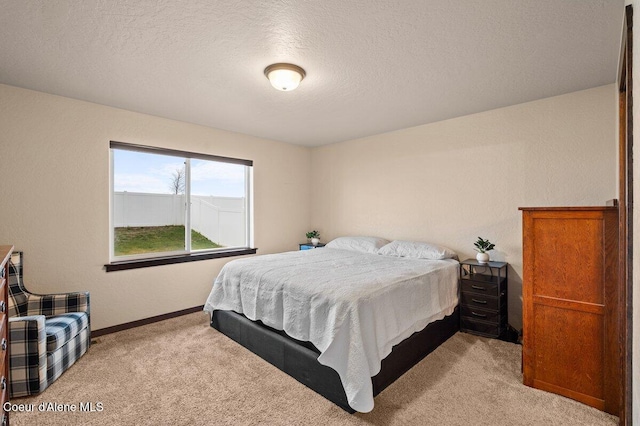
[104,248,257,272]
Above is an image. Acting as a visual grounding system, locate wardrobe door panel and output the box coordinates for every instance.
[531,215,603,304]
[532,304,604,406]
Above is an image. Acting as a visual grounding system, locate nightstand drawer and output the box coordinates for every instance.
[460,305,502,323]
[299,243,326,250]
[460,292,501,311]
[460,317,505,337]
[460,277,499,296]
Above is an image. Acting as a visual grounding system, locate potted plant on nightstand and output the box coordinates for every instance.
[306,230,320,246]
[474,237,495,264]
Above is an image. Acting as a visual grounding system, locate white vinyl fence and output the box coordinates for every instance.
[113,192,246,247]
[190,195,246,247]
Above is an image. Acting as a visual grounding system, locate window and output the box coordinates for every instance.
[107,141,254,271]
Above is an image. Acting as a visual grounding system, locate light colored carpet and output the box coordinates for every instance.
[11,312,617,425]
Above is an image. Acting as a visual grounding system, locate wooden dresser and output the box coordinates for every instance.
[0,246,12,426]
[519,207,619,415]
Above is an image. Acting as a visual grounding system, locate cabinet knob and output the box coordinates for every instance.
[1,339,7,352]
[471,285,486,291]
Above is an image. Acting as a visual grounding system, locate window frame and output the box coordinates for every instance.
[105,141,255,272]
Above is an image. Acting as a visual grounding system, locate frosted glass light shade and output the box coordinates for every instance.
[264,63,306,91]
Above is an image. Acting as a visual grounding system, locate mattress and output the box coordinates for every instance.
[204,248,459,412]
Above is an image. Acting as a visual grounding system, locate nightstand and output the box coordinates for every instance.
[459,259,508,338]
[299,243,326,250]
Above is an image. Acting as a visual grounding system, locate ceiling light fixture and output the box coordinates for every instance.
[264,63,306,91]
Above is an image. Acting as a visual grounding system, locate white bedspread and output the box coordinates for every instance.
[203,248,459,412]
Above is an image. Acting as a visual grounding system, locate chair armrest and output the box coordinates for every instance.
[25,291,90,317]
[8,316,47,397]
[9,315,46,348]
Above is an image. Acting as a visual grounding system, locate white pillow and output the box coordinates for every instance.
[325,236,390,254]
[378,240,457,260]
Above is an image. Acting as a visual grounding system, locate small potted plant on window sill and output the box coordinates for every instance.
[306,230,320,246]
[474,237,495,264]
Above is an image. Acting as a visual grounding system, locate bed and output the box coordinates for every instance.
[204,238,460,413]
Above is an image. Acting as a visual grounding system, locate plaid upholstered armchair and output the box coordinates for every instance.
[7,253,90,397]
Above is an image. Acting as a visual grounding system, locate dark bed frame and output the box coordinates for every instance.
[210,306,460,412]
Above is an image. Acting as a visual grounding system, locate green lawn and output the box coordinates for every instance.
[114,225,222,256]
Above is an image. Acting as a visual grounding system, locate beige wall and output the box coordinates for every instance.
[311,84,617,330]
[0,84,312,330]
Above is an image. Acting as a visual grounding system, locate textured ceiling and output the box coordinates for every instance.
[0,1,625,146]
